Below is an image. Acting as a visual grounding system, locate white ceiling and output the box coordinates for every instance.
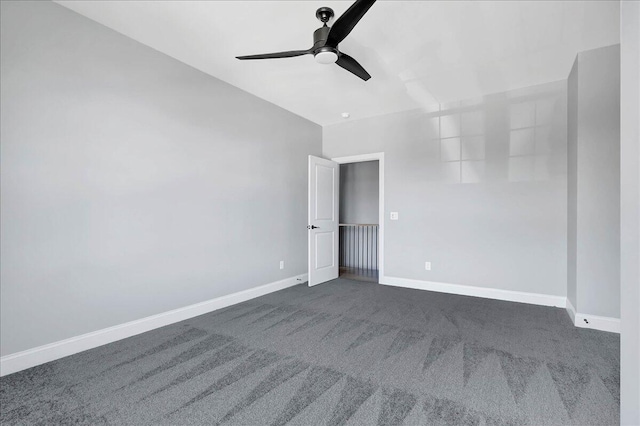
[56,1,620,126]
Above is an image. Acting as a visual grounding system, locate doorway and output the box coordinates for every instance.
[333,153,384,284]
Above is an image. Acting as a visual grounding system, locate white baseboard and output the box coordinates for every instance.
[566,298,577,324]
[380,275,567,308]
[0,273,308,377]
[565,298,620,333]
[380,276,620,333]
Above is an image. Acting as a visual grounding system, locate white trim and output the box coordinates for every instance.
[0,273,308,377]
[565,298,620,333]
[380,275,567,308]
[331,152,385,279]
[382,276,621,333]
[566,298,577,324]
[574,313,620,333]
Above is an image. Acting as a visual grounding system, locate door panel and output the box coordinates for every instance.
[308,155,339,286]
[315,165,335,220]
[314,232,335,269]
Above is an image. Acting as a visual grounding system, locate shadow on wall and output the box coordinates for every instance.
[412,87,566,184]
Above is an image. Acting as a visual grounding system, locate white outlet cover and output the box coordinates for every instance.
[425,262,431,270]
[390,212,399,220]
[279,261,284,269]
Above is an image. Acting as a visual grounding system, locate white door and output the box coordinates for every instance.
[308,155,339,286]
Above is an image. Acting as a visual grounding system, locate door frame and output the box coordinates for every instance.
[331,152,385,282]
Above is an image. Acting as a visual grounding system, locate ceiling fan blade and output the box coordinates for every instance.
[335,52,371,81]
[236,49,312,60]
[326,0,376,47]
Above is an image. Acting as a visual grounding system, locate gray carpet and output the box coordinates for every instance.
[0,278,620,425]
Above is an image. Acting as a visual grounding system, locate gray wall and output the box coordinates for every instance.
[566,44,621,319]
[324,81,568,297]
[0,1,321,356]
[620,1,640,423]
[339,161,379,224]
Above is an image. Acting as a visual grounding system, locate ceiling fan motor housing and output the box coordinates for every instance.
[313,26,338,64]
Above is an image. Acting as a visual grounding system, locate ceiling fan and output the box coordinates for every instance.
[236,0,376,81]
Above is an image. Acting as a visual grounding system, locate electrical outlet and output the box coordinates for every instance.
[390,212,399,220]
[425,261,431,271]
[279,260,285,270]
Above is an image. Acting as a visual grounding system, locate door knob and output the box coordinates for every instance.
[307,225,319,229]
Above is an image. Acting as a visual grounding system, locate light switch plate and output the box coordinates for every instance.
[390,212,399,220]
[425,261,432,271]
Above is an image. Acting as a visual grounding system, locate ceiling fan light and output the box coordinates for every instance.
[315,51,338,64]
